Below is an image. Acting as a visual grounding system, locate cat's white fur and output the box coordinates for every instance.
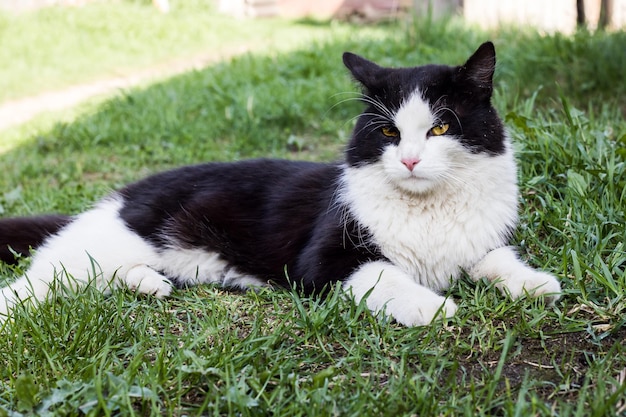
[340,91,561,326]
[0,198,263,319]
[0,91,561,325]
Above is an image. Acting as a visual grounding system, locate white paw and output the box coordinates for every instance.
[471,247,562,304]
[500,271,562,303]
[344,260,458,327]
[384,294,458,327]
[124,265,173,298]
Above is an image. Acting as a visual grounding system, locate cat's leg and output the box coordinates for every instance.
[343,260,457,326]
[222,268,269,291]
[125,265,173,298]
[154,247,267,291]
[0,275,52,319]
[0,236,98,319]
[0,198,171,320]
[469,246,561,302]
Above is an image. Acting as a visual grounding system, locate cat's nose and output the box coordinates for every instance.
[401,158,420,171]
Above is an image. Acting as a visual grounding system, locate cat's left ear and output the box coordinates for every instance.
[459,41,496,96]
[343,52,384,89]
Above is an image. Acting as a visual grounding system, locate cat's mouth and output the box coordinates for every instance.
[408,172,428,180]
[395,175,436,195]
[401,169,431,182]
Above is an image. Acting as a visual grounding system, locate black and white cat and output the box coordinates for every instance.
[0,42,561,326]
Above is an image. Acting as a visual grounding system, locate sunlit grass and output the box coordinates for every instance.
[0,0,378,103]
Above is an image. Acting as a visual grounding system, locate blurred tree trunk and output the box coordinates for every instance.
[598,0,613,29]
[576,0,586,28]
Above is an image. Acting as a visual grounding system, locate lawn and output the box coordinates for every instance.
[0,0,370,103]
[0,3,625,416]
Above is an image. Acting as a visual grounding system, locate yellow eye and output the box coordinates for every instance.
[381,126,399,137]
[430,123,449,136]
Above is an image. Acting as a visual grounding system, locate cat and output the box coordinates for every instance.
[0,42,561,326]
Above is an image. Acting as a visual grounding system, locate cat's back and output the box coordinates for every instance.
[116,159,342,246]
[120,159,331,199]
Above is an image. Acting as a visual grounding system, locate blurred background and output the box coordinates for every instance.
[2,0,625,29]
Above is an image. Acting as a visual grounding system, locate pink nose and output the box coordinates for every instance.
[401,158,420,171]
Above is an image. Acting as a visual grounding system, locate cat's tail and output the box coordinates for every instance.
[0,215,71,264]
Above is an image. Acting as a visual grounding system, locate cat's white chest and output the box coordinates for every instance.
[369,195,485,289]
[339,160,518,291]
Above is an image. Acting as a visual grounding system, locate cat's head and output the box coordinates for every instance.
[343,42,507,194]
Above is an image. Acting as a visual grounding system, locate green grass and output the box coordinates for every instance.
[0,0,367,103]
[0,10,625,416]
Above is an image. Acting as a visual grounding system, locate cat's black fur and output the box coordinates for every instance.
[117,160,379,293]
[0,215,70,264]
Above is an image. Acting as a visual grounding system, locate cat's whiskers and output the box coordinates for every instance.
[429,95,462,130]
[338,203,369,250]
[328,92,367,112]
[358,95,396,122]
[333,179,374,251]
[433,105,463,133]
[437,169,480,194]
[334,92,397,137]
[346,112,388,126]
[354,115,392,137]
[430,95,447,111]
[326,92,368,127]
[329,92,391,118]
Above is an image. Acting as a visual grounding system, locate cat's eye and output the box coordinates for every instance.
[430,123,449,136]
[381,126,399,137]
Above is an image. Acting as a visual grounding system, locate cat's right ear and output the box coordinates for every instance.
[460,42,496,93]
[343,52,384,89]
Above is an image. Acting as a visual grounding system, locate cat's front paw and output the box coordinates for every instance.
[500,271,561,303]
[344,261,458,327]
[125,265,173,298]
[471,247,562,304]
[385,295,458,327]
